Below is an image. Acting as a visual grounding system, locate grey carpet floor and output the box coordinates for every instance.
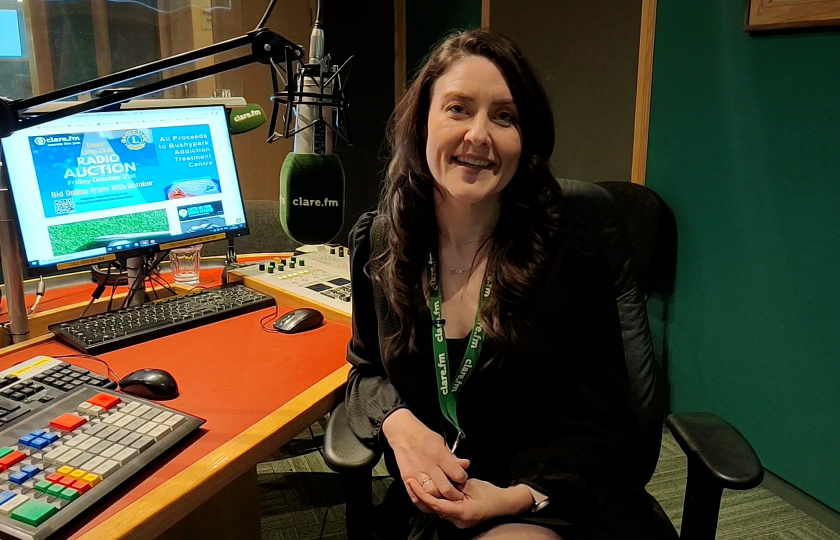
[257,420,840,540]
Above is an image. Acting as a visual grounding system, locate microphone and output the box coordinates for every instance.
[279,152,345,244]
[273,1,351,245]
[228,104,267,134]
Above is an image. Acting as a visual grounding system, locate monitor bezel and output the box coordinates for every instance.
[3,104,251,276]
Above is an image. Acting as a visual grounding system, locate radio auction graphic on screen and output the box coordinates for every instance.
[30,124,221,218]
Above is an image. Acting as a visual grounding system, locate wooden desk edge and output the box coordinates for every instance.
[76,363,351,540]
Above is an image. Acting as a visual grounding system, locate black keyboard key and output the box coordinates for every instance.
[1,406,32,423]
[9,392,25,401]
[38,395,54,403]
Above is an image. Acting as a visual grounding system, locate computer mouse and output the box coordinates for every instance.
[119,368,179,400]
[273,308,324,334]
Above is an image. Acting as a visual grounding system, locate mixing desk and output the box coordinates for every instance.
[230,246,351,317]
[0,357,203,540]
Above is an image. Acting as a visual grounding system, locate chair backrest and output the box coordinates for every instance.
[202,200,299,256]
[557,178,676,486]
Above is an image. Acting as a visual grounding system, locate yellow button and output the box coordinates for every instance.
[82,473,101,486]
[57,466,74,475]
[69,469,87,479]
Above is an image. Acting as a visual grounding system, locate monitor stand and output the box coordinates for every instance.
[125,256,146,307]
[0,143,29,343]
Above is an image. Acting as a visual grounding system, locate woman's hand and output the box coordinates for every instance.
[406,478,534,529]
[382,408,471,506]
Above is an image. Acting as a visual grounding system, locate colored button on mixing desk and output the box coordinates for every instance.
[10,499,58,526]
[71,480,90,494]
[87,393,120,411]
[0,451,26,471]
[50,413,86,432]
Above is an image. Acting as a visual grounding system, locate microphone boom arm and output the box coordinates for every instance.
[0,28,305,139]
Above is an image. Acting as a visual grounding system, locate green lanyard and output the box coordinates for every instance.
[428,252,491,451]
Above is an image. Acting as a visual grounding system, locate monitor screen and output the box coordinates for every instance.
[1,105,248,272]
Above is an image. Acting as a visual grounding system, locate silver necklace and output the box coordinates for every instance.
[449,268,468,275]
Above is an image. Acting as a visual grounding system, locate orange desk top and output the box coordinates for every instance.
[0,301,351,539]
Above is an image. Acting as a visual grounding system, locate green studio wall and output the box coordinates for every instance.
[646,0,840,512]
[405,0,481,79]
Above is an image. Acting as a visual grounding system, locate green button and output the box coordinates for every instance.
[0,447,12,458]
[34,480,52,493]
[46,484,64,497]
[57,487,79,501]
[10,499,58,526]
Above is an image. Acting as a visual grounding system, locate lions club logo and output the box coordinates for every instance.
[121,130,150,150]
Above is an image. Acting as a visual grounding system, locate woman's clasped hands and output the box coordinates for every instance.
[382,409,470,504]
[382,409,532,528]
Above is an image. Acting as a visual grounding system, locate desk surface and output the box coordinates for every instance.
[0,299,351,539]
[0,268,224,325]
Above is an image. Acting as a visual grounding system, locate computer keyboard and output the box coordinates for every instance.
[49,284,276,354]
[0,358,203,539]
[0,357,116,429]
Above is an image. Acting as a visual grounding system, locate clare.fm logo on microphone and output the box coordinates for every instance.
[233,109,262,123]
[291,197,339,208]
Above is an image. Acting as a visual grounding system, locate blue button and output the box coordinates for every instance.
[29,430,46,438]
[21,465,40,478]
[29,438,49,450]
[9,472,28,485]
[42,433,59,443]
[17,435,34,447]
[0,491,15,505]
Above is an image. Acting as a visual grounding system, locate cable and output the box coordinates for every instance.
[260,305,281,333]
[52,353,122,383]
[80,281,108,318]
[107,282,117,313]
[308,425,325,459]
[256,0,281,29]
[27,276,46,316]
[122,251,169,308]
[150,271,177,295]
[148,276,158,300]
[121,260,145,309]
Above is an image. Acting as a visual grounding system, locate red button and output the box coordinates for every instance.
[71,480,91,494]
[46,473,63,483]
[0,451,26,469]
[49,414,87,432]
[58,476,75,487]
[87,393,121,411]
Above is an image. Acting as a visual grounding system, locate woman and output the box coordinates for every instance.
[346,30,674,539]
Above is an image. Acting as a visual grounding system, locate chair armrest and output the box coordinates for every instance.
[323,401,383,474]
[666,412,764,490]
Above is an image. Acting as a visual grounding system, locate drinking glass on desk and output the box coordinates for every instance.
[169,244,202,285]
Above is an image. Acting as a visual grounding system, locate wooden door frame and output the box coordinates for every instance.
[631,0,657,185]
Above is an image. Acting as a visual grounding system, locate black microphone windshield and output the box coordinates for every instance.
[279,153,345,244]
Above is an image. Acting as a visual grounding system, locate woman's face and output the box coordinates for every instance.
[425,55,522,205]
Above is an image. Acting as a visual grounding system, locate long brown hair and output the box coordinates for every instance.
[374,29,564,363]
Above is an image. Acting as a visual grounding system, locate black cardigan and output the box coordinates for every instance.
[344,211,672,539]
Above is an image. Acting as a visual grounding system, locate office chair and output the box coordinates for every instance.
[202,199,299,256]
[323,179,764,540]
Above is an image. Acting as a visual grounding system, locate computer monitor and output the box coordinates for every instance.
[1,105,249,273]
